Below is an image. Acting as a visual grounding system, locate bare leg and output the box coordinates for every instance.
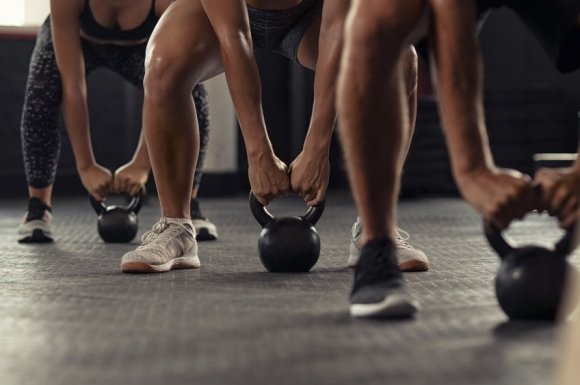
[28,186,53,207]
[143,0,223,219]
[338,0,427,245]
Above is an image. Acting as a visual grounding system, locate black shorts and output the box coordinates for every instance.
[247,0,323,64]
[482,0,580,73]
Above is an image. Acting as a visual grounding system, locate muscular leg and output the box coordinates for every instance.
[143,0,223,219]
[338,0,427,245]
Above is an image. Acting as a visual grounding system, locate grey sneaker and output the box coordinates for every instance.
[18,198,54,243]
[121,218,200,273]
[348,217,429,271]
[191,198,218,241]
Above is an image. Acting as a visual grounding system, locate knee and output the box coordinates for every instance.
[143,46,195,105]
[346,0,426,51]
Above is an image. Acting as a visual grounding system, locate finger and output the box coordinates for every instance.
[113,175,123,193]
[256,193,270,206]
[551,185,572,215]
[307,188,326,207]
[558,195,578,223]
[561,207,579,230]
[129,183,142,197]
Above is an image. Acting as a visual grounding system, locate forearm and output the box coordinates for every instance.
[219,37,272,157]
[429,0,495,180]
[304,3,347,154]
[61,88,96,170]
[131,130,152,169]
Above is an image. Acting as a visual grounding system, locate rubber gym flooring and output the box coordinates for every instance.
[1,193,578,385]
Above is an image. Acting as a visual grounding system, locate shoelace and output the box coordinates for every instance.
[353,219,413,249]
[394,228,413,249]
[141,219,169,245]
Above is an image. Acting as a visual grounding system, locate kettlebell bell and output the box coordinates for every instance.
[249,192,325,272]
[90,192,144,243]
[484,221,577,320]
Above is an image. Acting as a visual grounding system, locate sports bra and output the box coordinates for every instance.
[80,0,160,41]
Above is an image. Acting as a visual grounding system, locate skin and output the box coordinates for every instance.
[337,0,571,249]
[41,0,183,205]
[143,0,369,219]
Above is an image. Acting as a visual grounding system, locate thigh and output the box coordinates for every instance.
[146,0,224,85]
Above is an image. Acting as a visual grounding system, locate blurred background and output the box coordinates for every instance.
[1,1,579,199]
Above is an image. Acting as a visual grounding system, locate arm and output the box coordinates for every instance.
[289,0,350,206]
[50,0,112,200]
[200,0,290,204]
[428,0,536,229]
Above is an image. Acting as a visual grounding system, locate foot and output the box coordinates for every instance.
[17,198,54,243]
[348,217,429,271]
[350,238,421,319]
[121,218,200,273]
[191,198,218,241]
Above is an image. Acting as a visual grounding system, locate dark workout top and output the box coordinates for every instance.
[80,0,160,41]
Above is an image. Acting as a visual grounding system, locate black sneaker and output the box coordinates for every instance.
[350,238,420,318]
[190,198,218,241]
[17,198,54,243]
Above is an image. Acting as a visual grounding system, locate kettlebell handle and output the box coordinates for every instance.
[249,191,326,227]
[484,221,577,259]
[89,188,145,215]
[89,194,107,215]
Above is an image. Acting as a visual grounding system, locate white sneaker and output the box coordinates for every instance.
[348,217,429,271]
[17,198,54,243]
[121,218,200,273]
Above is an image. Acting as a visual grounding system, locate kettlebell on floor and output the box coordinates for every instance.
[485,220,578,320]
[90,191,144,243]
[250,192,325,273]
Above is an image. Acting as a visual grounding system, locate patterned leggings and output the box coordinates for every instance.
[21,17,210,189]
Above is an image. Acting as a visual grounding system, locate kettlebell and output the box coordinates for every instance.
[90,192,144,243]
[249,192,325,272]
[484,221,577,320]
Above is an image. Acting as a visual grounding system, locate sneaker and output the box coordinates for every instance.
[17,198,54,243]
[348,217,429,271]
[121,218,201,273]
[350,238,421,319]
[191,198,218,241]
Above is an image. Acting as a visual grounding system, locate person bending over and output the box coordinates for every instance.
[337,0,580,319]
[18,0,218,244]
[119,0,427,273]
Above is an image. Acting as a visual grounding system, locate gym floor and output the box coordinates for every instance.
[1,193,578,385]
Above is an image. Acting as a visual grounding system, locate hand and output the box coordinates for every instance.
[288,150,330,206]
[248,152,291,205]
[534,167,579,229]
[113,161,150,196]
[78,163,113,201]
[456,167,536,230]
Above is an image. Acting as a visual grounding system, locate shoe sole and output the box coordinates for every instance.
[18,229,54,243]
[350,293,421,319]
[196,228,218,241]
[349,241,430,272]
[121,255,201,274]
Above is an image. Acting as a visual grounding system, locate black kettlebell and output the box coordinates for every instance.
[90,192,144,243]
[484,221,577,320]
[250,192,325,272]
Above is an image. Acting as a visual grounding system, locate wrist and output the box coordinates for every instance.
[76,159,96,172]
[303,136,331,154]
[245,137,273,159]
